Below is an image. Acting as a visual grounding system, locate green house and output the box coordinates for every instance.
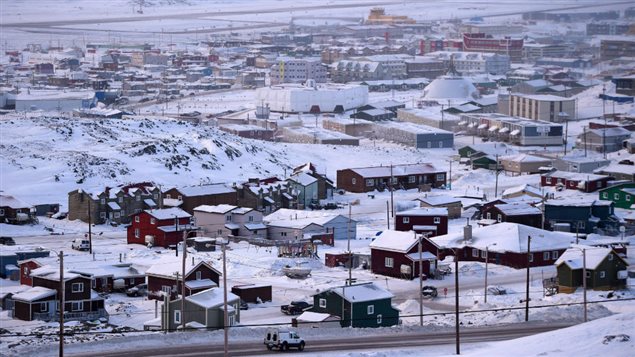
[309,282,399,328]
[598,183,635,209]
[555,247,628,293]
[458,145,483,158]
[471,154,497,170]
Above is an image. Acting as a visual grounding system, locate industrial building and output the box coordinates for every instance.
[255,82,368,113]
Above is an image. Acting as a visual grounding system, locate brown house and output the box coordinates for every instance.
[395,207,448,237]
[70,263,146,293]
[541,170,612,193]
[146,261,221,301]
[415,195,462,219]
[0,194,33,224]
[235,178,298,213]
[337,163,446,193]
[480,203,542,228]
[369,230,436,280]
[164,184,237,214]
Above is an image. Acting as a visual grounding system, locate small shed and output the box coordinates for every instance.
[230,284,272,303]
[187,237,217,252]
[293,311,341,328]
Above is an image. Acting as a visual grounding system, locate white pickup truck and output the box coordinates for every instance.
[264,328,305,351]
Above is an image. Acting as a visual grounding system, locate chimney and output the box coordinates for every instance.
[463,218,472,242]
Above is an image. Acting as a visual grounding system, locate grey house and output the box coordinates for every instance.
[576,127,631,154]
[161,288,240,331]
[287,172,319,209]
[264,208,357,240]
[553,154,611,173]
[371,121,454,149]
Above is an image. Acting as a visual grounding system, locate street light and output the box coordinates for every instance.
[484,243,497,304]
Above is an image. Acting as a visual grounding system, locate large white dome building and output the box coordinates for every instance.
[422,75,480,101]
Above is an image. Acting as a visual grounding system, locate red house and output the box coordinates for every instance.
[541,170,612,193]
[127,208,197,248]
[146,261,221,301]
[395,207,448,237]
[369,230,436,280]
[18,259,43,286]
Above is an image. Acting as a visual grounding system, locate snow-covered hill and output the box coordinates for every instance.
[0,115,445,208]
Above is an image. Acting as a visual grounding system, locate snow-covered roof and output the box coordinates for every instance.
[546,199,612,207]
[423,75,479,100]
[430,223,574,253]
[348,163,440,178]
[331,282,394,303]
[70,264,145,279]
[396,207,448,216]
[194,204,238,214]
[370,230,418,253]
[185,288,238,309]
[264,208,355,226]
[174,184,235,197]
[296,311,338,322]
[184,279,217,290]
[145,207,191,220]
[405,252,437,261]
[500,154,551,163]
[417,195,461,206]
[146,261,217,278]
[502,184,543,198]
[494,203,541,216]
[12,286,56,302]
[542,170,609,181]
[289,172,318,187]
[0,194,31,209]
[244,223,267,231]
[555,246,623,270]
[587,127,632,138]
[16,90,95,101]
[596,163,635,175]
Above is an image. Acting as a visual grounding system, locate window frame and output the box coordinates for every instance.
[174,309,181,324]
[71,282,84,293]
[377,314,382,324]
[40,302,48,312]
[543,251,550,260]
[403,217,410,224]
[384,257,394,268]
[71,301,83,312]
[367,305,374,315]
[319,298,327,308]
[434,217,441,224]
[472,248,479,257]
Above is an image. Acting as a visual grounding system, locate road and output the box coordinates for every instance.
[67,322,573,357]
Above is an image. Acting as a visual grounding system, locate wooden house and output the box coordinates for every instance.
[598,183,635,209]
[555,247,628,293]
[193,204,266,239]
[264,208,356,241]
[501,184,544,200]
[146,261,220,301]
[544,199,619,235]
[394,207,448,236]
[231,284,272,303]
[70,263,146,293]
[161,288,240,331]
[415,195,462,219]
[163,184,237,214]
[499,154,552,175]
[540,170,612,193]
[309,282,399,328]
[369,230,436,279]
[0,194,33,224]
[422,223,573,269]
[336,163,446,193]
[127,207,196,248]
[481,203,542,228]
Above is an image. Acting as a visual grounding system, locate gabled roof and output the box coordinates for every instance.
[502,184,543,198]
[146,261,219,279]
[396,207,448,217]
[12,286,56,302]
[493,203,541,216]
[194,204,238,214]
[288,172,318,187]
[416,195,461,206]
[172,184,235,197]
[144,207,191,220]
[329,282,394,303]
[346,163,441,178]
[555,246,627,270]
[0,194,31,209]
[184,288,238,309]
[370,230,418,253]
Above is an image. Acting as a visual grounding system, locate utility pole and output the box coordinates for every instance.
[448,159,453,190]
[494,154,500,198]
[418,233,423,327]
[484,243,496,304]
[583,126,587,157]
[455,249,460,355]
[88,199,92,254]
[347,205,352,286]
[222,241,229,357]
[386,201,390,230]
[525,235,531,322]
[59,251,64,357]
[582,248,587,323]
[390,164,394,218]
[181,229,187,331]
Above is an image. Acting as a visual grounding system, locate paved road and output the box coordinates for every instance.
[67,322,573,357]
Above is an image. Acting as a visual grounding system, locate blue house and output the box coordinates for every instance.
[544,199,620,235]
[0,249,51,278]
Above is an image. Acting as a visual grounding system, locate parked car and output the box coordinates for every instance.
[487,285,507,295]
[281,301,312,315]
[264,328,305,351]
[0,236,16,246]
[71,239,90,251]
[421,286,438,298]
[126,283,148,297]
[240,299,249,310]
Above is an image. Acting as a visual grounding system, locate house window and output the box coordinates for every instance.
[118,196,123,203]
[436,174,445,181]
[366,179,374,187]
[71,301,83,311]
[151,218,156,225]
[319,298,326,308]
[174,310,181,324]
[377,314,382,324]
[614,193,620,200]
[385,257,394,268]
[552,251,559,260]
[608,254,614,261]
[134,228,140,238]
[166,194,172,199]
[114,212,120,218]
[40,302,48,312]
[601,192,608,199]
[408,176,416,183]
[486,212,491,219]
[162,286,171,295]
[577,221,585,229]
[600,271,606,278]
[154,193,159,200]
[281,232,287,237]
[92,279,96,288]
[248,216,254,222]
[434,217,441,224]
[177,195,183,201]
[528,253,534,263]
[136,195,141,202]
[100,212,106,219]
[403,217,410,224]
[218,229,223,235]
[100,198,106,204]
[480,250,487,258]
[367,305,374,315]
[585,271,591,278]
[352,178,357,185]
[497,214,502,223]
[543,252,551,260]
[72,282,84,293]
[226,215,232,222]
[627,195,631,201]
[196,271,202,280]
[0,208,4,216]
[472,248,479,257]
[135,216,140,223]
[390,177,398,184]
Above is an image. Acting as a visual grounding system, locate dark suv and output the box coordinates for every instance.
[0,237,16,246]
[281,301,312,315]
